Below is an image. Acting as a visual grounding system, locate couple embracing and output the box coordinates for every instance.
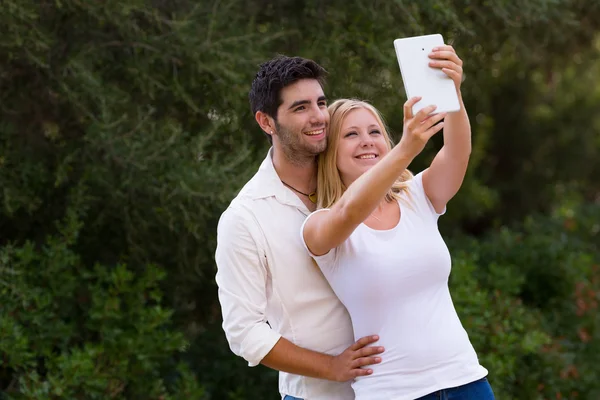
[215,49,494,400]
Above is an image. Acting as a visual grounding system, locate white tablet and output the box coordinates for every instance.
[393,34,460,115]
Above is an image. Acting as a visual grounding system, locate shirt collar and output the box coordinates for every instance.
[250,148,311,211]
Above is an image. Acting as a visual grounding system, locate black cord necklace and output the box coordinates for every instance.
[281,180,317,204]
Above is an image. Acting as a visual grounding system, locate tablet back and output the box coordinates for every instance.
[394,34,460,115]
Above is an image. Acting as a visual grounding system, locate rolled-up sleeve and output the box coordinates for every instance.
[215,206,282,366]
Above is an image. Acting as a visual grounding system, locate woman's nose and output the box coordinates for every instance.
[360,133,374,147]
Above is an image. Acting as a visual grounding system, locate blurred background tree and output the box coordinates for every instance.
[0,0,598,398]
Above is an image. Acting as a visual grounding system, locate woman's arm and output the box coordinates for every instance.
[422,45,471,213]
[303,98,445,256]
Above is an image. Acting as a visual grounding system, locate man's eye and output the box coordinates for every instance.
[295,106,305,111]
[318,101,327,107]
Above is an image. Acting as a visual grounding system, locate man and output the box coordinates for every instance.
[215,56,384,400]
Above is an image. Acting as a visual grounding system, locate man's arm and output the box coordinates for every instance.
[262,335,383,382]
[215,206,383,380]
[215,207,281,365]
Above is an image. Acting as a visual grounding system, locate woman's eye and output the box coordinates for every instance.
[344,131,357,137]
[371,130,381,135]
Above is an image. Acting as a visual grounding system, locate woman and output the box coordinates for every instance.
[301,46,494,400]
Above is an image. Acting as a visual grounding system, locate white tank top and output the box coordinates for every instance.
[301,172,487,400]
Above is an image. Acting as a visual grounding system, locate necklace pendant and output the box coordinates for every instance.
[308,192,318,204]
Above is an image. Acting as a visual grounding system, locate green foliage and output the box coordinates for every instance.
[0,189,204,399]
[449,203,600,399]
[448,254,551,400]
[0,0,599,398]
[187,325,279,400]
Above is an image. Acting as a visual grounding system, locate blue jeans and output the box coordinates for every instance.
[415,377,495,400]
[283,377,494,400]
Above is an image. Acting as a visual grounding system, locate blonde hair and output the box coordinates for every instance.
[317,99,413,209]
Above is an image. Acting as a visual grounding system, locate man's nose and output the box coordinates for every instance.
[309,105,327,124]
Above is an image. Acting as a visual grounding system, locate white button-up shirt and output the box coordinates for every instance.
[215,149,355,399]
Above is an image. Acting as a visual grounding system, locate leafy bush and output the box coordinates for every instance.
[449,203,600,399]
[449,254,551,400]
[0,189,205,399]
